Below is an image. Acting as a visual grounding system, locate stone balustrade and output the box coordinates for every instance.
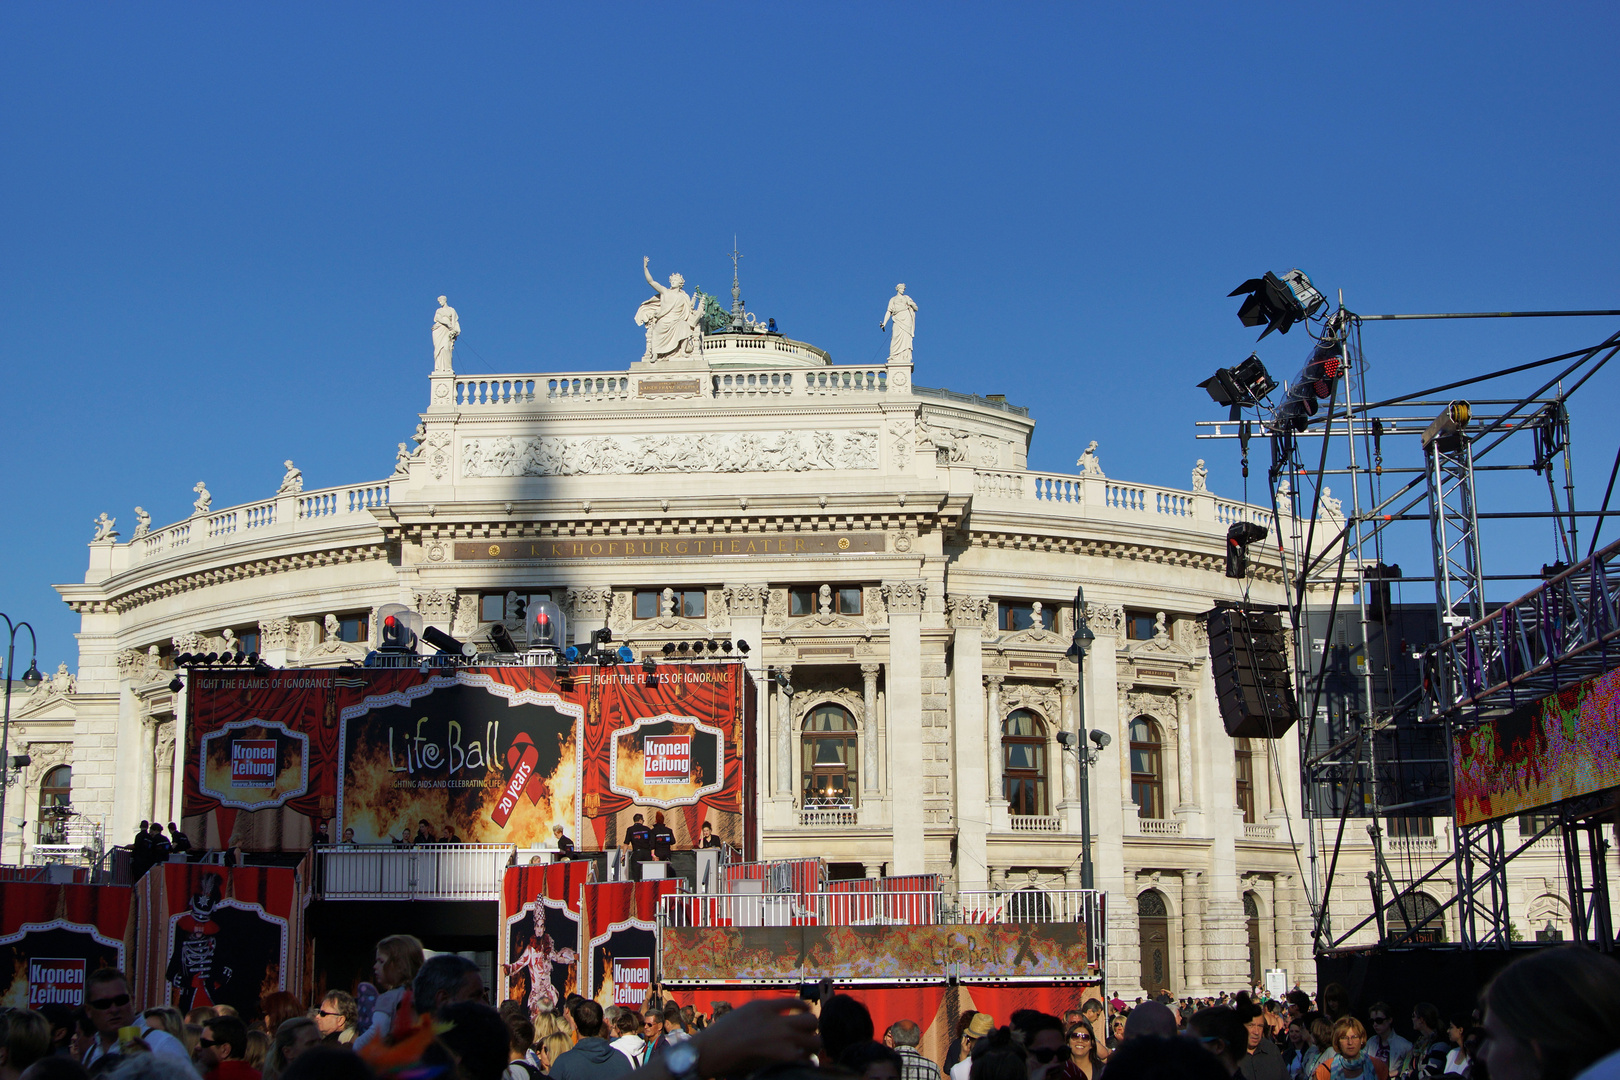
[973,467,1279,544]
[134,481,391,564]
[1138,818,1185,837]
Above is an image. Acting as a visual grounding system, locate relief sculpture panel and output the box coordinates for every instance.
[461,430,879,477]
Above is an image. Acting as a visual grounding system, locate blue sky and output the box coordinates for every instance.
[4,3,1618,668]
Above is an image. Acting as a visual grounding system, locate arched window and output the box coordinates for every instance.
[1137,890,1171,994]
[802,704,858,807]
[1235,739,1255,823]
[1129,717,1164,819]
[1386,891,1444,943]
[38,765,71,845]
[1002,709,1049,816]
[1244,891,1263,985]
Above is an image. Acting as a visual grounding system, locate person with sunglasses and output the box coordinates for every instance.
[1014,1013,1068,1080]
[1063,1020,1105,1080]
[79,968,191,1070]
[1367,1005,1412,1074]
[313,991,358,1045]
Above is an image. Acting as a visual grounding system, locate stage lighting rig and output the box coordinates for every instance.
[1225,521,1269,579]
[1272,327,1348,432]
[1230,269,1325,339]
[1421,400,1472,451]
[1199,353,1278,417]
[377,604,422,654]
[488,624,519,654]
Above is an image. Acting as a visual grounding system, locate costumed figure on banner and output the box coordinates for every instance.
[166,872,229,1011]
[504,928,577,1021]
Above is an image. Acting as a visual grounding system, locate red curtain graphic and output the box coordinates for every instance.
[0,884,135,1009]
[132,860,309,1017]
[579,880,678,1003]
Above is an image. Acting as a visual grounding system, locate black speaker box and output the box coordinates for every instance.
[1206,603,1300,738]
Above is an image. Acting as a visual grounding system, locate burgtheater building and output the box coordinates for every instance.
[17,267,1583,995]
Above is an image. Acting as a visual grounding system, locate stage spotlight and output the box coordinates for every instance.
[168,675,184,692]
[1225,521,1269,579]
[1230,269,1325,339]
[220,652,235,665]
[204,653,219,664]
[489,624,517,653]
[526,599,566,650]
[736,640,751,654]
[1199,353,1277,412]
[564,645,581,663]
[423,626,465,655]
[720,641,733,653]
[616,645,635,663]
[1422,401,1472,450]
[177,653,194,666]
[642,656,657,674]
[706,640,720,652]
[662,642,676,656]
[1273,331,1348,432]
[245,652,259,667]
[677,642,690,655]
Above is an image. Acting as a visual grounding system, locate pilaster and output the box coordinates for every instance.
[948,595,990,890]
[883,580,926,875]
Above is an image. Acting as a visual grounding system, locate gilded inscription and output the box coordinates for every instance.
[453,533,885,561]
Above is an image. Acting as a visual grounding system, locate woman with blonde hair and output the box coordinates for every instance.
[261,1017,322,1080]
[354,932,425,1050]
[244,1029,271,1072]
[1315,1017,1388,1080]
[539,1031,574,1073]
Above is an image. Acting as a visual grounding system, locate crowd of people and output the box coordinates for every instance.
[1,945,1615,1080]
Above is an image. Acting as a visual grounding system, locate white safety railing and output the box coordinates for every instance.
[314,843,513,900]
[799,807,859,827]
[1243,822,1279,841]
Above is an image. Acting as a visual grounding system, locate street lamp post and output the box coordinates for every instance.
[0,613,44,863]
[1057,587,1111,891]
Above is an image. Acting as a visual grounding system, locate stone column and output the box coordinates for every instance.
[1183,870,1207,993]
[948,597,990,890]
[259,617,294,668]
[1175,688,1197,813]
[884,580,926,875]
[154,721,177,824]
[861,663,882,795]
[1058,678,1078,805]
[773,665,794,798]
[138,716,159,828]
[985,675,1006,811]
[725,584,770,825]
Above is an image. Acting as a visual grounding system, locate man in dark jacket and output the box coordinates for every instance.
[1236,1000,1287,1080]
[550,999,635,1080]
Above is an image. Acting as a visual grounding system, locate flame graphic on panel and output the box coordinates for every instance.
[342,718,578,845]
[1,958,28,1008]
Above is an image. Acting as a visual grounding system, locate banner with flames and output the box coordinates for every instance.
[183,664,750,854]
[498,861,591,1027]
[580,880,679,1007]
[0,883,134,1009]
[131,861,309,1016]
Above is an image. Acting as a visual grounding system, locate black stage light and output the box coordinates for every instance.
[721,641,733,653]
[706,640,720,653]
[204,653,219,664]
[662,642,676,656]
[489,624,518,653]
[423,626,465,655]
[168,675,184,692]
[1199,353,1278,411]
[1225,521,1269,579]
[677,642,690,654]
[1230,269,1325,339]
[177,653,194,666]
[642,656,657,674]
[1273,332,1348,432]
[736,640,751,654]
[220,652,235,665]
[245,652,259,667]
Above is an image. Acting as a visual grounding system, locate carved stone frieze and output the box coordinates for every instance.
[117,647,161,684]
[452,595,481,637]
[764,589,788,630]
[567,588,611,621]
[171,632,205,656]
[608,592,633,634]
[947,595,991,630]
[259,617,293,650]
[426,430,452,481]
[792,686,866,729]
[1084,603,1125,638]
[724,583,768,619]
[155,720,176,761]
[415,589,457,621]
[1126,690,1178,732]
[888,417,913,461]
[1178,617,1210,652]
[460,429,879,477]
[1000,682,1060,721]
[882,580,926,614]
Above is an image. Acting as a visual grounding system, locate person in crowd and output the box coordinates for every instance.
[1098,1034,1232,1080]
[277,1047,375,1080]
[164,822,190,854]
[243,1030,269,1073]
[1123,1003,1178,1042]
[883,1020,940,1080]
[147,823,172,864]
[648,815,674,862]
[1479,945,1620,1080]
[1079,1001,1109,1061]
[840,1042,903,1080]
[549,1000,632,1080]
[709,1004,730,1022]
[1062,1019,1103,1080]
[1367,1005,1412,1075]
[185,1010,215,1028]
[313,992,358,1045]
[1239,1000,1288,1080]
[1008,1012,1066,1080]
[1108,1016,1127,1052]
[19,1056,93,1080]
[197,1015,258,1080]
[699,822,721,849]
[1402,1004,1450,1080]
[353,934,424,1050]
[1441,1015,1473,1077]
[432,1001,508,1080]
[412,954,485,1016]
[539,1033,573,1074]
[502,1014,541,1080]
[1191,1008,1250,1076]
[967,1026,1027,1080]
[258,996,302,1042]
[1288,993,1315,1025]
[1308,1018,1338,1076]
[950,1014,994,1080]
[442,825,462,844]
[259,1018,319,1080]
[1316,1018,1387,1080]
[1,1008,52,1078]
[610,1012,645,1069]
[77,970,189,1071]
[642,1011,667,1061]
[211,1008,239,1021]
[943,1012,978,1077]
[1319,988,1352,1024]
[1287,1017,1332,1080]
[34,1004,75,1059]
[820,996,875,1066]
[660,1005,688,1048]
[130,822,153,880]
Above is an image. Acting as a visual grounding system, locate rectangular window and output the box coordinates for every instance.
[1386,816,1434,838]
[790,587,863,616]
[235,629,260,655]
[337,616,368,643]
[479,592,552,623]
[1235,747,1255,824]
[1519,813,1557,836]
[1126,611,1160,640]
[1000,602,1036,631]
[634,589,707,619]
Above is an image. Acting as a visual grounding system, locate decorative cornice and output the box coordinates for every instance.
[80,543,392,615]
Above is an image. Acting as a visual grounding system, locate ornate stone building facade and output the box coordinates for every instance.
[23,282,1587,994]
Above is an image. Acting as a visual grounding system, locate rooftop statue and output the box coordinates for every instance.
[432,296,460,373]
[278,460,304,495]
[92,513,118,542]
[881,283,917,362]
[192,482,212,517]
[132,507,151,539]
[636,258,702,362]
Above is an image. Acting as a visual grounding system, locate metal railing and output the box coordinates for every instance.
[314,843,514,900]
[661,890,945,928]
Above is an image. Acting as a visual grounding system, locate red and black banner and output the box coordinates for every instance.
[498,861,591,1027]
[580,880,678,1006]
[132,861,309,1017]
[0,884,134,1009]
[182,664,751,855]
